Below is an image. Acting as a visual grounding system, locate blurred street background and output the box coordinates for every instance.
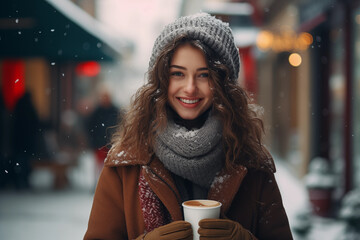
[1,0,360,239]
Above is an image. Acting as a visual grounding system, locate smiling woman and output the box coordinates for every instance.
[84,13,293,240]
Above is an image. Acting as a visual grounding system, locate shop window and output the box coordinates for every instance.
[352,8,360,188]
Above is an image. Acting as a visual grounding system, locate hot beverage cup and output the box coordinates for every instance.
[182,199,222,240]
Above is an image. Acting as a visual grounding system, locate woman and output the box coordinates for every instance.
[84,13,293,240]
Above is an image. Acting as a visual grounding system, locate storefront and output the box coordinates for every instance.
[249,0,357,217]
[253,3,313,176]
[0,0,129,184]
[298,0,360,199]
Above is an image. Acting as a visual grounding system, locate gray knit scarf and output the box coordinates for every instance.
[154,113,224,188]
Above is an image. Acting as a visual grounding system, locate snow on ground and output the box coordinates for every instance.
[0,152,96,240]
[275,159,345,240]
[275,159,309,222]
[0,189,94,240]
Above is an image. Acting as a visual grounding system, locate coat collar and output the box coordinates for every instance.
[105,145,276,173]
[104,147,148,167]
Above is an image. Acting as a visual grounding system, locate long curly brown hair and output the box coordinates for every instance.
[110,35,267,169]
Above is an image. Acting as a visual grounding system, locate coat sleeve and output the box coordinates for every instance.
[256,172,293,240]
[84,167,127,240]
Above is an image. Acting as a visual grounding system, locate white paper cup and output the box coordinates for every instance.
[182,200,222,240]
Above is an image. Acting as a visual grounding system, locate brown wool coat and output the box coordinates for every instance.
[84,151,293,240]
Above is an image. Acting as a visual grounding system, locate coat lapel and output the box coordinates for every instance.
[142,158,183,221]
[208,165,248,216]
[105,149,183,221]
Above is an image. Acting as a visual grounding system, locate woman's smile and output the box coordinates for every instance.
[177,97,202,106]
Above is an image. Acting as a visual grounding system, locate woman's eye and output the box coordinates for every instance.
[198,72,209,78]
[170,72,183,77]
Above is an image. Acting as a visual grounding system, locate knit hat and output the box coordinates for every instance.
[149,13,240,82]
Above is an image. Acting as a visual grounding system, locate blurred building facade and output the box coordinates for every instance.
[250,0,359,202]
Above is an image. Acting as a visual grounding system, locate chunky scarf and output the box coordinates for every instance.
[154,113,224,188]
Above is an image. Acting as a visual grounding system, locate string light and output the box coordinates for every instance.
[289,53,302,67]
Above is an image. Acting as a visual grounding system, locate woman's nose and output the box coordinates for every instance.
[184,76,197,95]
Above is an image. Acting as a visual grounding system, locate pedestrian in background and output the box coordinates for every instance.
[0,93,11,188]
[12,91,40,189]
[85,13,293,240]
[87,88,121,180]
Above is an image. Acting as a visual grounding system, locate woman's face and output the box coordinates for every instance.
[167,44,213,120]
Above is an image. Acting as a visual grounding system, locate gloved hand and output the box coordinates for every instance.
[136,221,193,240]
[198,219,254,240]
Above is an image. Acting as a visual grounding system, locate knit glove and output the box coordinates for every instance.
[135,221,193,240]
[198,219,255,240]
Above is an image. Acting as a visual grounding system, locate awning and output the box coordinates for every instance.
[0,0,132,61]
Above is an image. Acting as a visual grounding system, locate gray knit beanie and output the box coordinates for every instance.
[149,13,240,82]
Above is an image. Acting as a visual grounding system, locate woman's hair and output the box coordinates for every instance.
[110,35,267,169]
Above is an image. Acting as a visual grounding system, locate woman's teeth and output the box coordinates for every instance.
[179,98,200,104]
